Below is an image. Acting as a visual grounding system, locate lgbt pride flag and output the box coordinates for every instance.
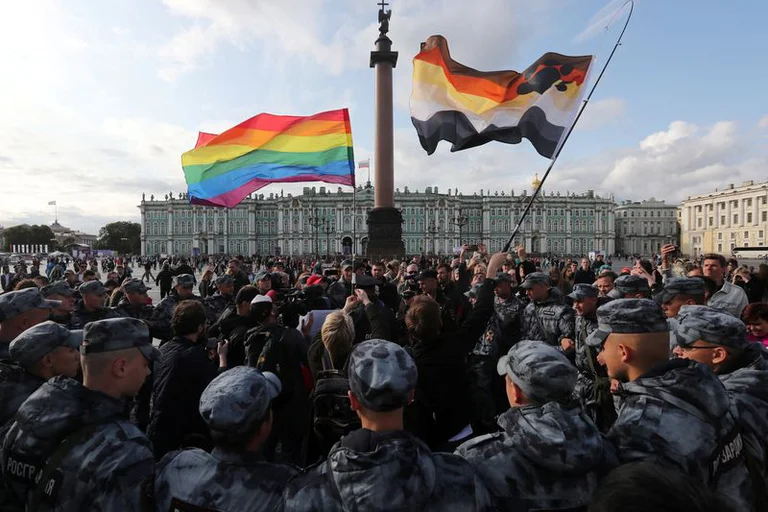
[410,35,593,159]
[182,108,355,208]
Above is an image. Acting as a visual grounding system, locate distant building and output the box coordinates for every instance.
[679,180,768,257]
[50,221,97,248]
[615,198,679,256]
[138,179,617,257]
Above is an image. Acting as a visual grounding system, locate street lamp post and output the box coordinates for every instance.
[453,208,468,247]
[321,218,334,258]
[308,209,321,257]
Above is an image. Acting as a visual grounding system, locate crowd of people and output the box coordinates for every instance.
[0,242,767,511]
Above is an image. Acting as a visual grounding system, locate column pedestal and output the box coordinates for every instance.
[366,207,404,260]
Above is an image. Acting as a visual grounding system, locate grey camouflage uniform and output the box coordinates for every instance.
[458,341,617,512]
[656,277,707,350]
[69,283,119,330]
[154,367,297,511]
[520,274,574,347]
[282,339,494,512]
[677,305,768,499]
[471,294,524,357]
[1,318,158,511]
[203,292,234,327]
[589,299,755,511]
[152,275,202,342]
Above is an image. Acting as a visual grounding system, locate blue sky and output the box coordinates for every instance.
[1,0,766,234]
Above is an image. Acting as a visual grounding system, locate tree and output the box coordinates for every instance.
[95,222,141,254]
[3,224,55,251]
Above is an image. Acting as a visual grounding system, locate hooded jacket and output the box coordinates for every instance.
[282,430,494,512]
[154,448,297,512]
[609,359,754,511]
[521,287,575,347]
[457,402,617,511]
[1,377,153,511]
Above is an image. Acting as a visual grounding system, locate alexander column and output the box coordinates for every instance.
[366,0,405,259]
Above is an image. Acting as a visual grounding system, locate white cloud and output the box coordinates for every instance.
[578,97,626,130]
[758,115,768,129]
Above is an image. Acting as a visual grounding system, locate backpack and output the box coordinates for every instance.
[312,350,360,455]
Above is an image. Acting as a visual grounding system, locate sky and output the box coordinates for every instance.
[1,0,766,235]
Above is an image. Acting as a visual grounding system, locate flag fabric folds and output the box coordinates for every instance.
[182,109,355,208]
[358,159,370,169]
[410,35,593,159]
[48,201,56,206]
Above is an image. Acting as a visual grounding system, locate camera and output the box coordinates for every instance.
[467,244,479,251]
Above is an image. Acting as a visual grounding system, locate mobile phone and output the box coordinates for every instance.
[467,245,479,251]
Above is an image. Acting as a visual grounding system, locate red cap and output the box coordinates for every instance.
[266,289,278,300]
[306,275,323,286]
[620,267,631,274]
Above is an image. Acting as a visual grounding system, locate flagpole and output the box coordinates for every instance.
[502,0,634,253]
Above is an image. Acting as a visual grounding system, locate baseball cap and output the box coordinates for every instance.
[79,281,107,296]
[306,274,325,286]
[348,339,418,412]
[214,274,234,286]
[655,277,706,305]
[568,283,599,301]
[122,278,151,294]
[199,366,281,436]
[9,321,83,368]
[586,298,669,347]
[172,274,195,288]
[250,294,273,305]
[341,261,354,270]
[464,283,482,298]
[80,317,159,362]
[254,270,271,282]
[497,340,577,404]
[0,289,60,322]
[607,275,650,299]
[491,272,514,284]
[415,269,437,281]
[676,305,748,349]
[520,272,550,289]
[40,282,75,298]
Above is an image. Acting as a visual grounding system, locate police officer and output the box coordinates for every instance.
[562,283,616,431]
[606,274,651,299]
[591,299,755,511]
[69,281,119,329]
[674,305,768,504]
[656,277,707,350]
[204,274,235,326]
[1,318,157,510]
[457,340,617,511]
[0,288,60,357]
[154,366,297,511]
[520,272,575,347]
[153,274,199,343]
[282,339,495,511]
[41,282,77,327]
[0,322,82,429]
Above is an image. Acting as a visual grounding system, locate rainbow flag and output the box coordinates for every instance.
[410,35,593,158]
[182,108,355,208]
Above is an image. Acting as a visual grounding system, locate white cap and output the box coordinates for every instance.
[250,294,273,305]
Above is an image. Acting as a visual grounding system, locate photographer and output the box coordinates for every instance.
[344,274,397,344]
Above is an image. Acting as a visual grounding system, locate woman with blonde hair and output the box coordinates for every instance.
[307,309,355,380]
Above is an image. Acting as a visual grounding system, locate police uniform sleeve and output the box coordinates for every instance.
[557,305,576,343]
[91,432,155,511]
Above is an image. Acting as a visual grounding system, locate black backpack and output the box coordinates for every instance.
[312,350,360,455]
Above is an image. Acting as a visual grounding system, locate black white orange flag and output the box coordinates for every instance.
[410,35,593,159]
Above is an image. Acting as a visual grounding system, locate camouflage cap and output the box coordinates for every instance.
[348,339,418,412]
[0,288,60,322]
[199,366,281,436]
[676,305,748,349]
[122,278,151,294]
[40,282,75,298]
[214,274,234,286]
[655,277,706,305]
[78,280,107,296]
[172,274,195,288]
[497,340,577,404]
[10,320,83,368]
[607,275,650,299]
[341,260,354,270]
[464,283,482,298]
[568,283,599,301]
[253,270,271,282]
[520,272,550,289]
[80,317,160,362]
[586,298,669,347]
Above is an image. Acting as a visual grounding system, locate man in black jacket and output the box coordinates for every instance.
[147,301,228,459]
[574,258,596,285]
